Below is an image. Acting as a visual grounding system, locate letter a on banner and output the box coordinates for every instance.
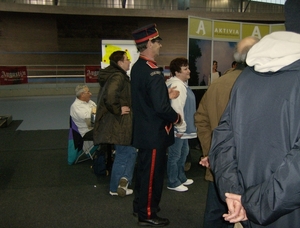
[196,21,206,35]
[242,23,269,39]
[188,17,212,39]
[252,26,262,39]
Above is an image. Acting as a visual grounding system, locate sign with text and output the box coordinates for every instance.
[85,66,100,83]
[241,23,269,39]
[0,66,28,85]
[188,17,212,39]
[188,16,285,87]
[213,20,241,40]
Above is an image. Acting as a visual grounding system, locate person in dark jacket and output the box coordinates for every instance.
[130,24,182,227]
[93,50,137,197]
[209,0,300,227]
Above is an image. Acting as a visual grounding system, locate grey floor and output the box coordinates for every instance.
[0,95,98,130]
[0,95,209,228]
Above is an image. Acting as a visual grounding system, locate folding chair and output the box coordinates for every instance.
[68,116,97,165]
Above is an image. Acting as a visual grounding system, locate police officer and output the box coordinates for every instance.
[131,24,182,227]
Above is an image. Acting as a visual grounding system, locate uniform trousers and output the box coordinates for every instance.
[133,147,168,220]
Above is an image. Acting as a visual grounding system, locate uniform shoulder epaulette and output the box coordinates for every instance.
[146,61,158,69]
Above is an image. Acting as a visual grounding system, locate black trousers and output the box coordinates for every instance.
[133,147,167,220]
[82,130,113,172]
[203,182,234,228]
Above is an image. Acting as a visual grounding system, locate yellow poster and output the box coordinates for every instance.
[102,45,133,64]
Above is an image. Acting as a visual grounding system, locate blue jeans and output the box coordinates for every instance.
[167,137,189,188]
[109,145,137,192]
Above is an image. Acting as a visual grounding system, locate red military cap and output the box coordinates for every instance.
[132,24,162,44]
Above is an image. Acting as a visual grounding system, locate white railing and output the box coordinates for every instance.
[26,65,86,84]
[0,65,100,97]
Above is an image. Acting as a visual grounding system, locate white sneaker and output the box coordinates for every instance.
[125,189,133,195]
[109,191,118,196]
[117,177,129,197]
[109,189,133,196]
[167,184,188,192]
[183,179,194,186]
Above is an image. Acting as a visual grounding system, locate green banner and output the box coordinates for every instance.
[270,24,286,33]
[187,16,285,87]
[213,21,240,40]
[189,15,285,41]
[242,23,270,39]
[188,17,212,39]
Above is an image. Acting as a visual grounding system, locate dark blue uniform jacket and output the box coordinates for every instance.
[131,56,178,149]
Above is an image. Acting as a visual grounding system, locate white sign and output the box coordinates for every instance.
[101,40,140,76]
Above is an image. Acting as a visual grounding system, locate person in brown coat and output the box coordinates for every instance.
[194,36,259,228]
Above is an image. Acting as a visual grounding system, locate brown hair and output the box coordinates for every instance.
[109,51,126,63]
[169,57,188,76]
